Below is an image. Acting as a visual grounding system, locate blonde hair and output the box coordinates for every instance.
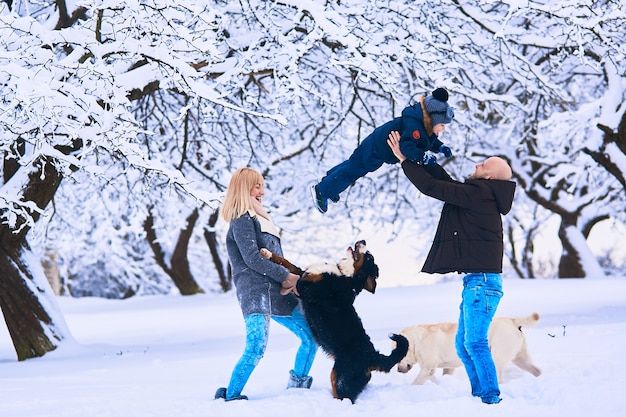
[221,167,264,222]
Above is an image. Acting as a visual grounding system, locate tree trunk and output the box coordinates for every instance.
[0,160,71,360]
[583,113,626,194]
[557,220,605,279]
[203,210,231,292]
[557,221,585,278]
[169,208,204,295]
[0,244,69,360]
[144,208,204,295]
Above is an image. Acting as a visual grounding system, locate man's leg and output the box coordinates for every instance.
[458,273,503,404]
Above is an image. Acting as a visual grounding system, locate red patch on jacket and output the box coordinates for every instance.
[412,130,420,140]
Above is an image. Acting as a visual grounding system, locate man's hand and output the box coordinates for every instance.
[387,131,406,162]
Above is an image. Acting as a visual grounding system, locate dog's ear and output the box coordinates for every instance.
[363,253,378,275]
[364,276,377,294]
[362,252,378,293]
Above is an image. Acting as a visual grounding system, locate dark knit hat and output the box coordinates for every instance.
[424,88,454,126]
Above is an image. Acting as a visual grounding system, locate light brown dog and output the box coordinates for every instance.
[396,313,542,385]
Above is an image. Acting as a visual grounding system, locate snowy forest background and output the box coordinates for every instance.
[0,0,625,360]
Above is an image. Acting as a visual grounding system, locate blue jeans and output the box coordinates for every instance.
[226,307,317,399]
[455,273,503,404]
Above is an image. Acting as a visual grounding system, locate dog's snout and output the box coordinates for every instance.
[397,363,411,373]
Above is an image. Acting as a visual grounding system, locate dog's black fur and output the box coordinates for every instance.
[262,241,409,403]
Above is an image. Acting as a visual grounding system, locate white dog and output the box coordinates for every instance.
[396,313,542,385]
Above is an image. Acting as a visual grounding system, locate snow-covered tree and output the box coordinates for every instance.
[0,0,276,359]
[440,0,626,277]
[2,0,625,360]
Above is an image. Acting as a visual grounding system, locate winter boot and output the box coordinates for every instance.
[286,369,313,389]
[310,184,328,213]
[214,387,248,401]
[214,387,226,399]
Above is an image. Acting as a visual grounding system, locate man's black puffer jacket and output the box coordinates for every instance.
[400,160,516,274]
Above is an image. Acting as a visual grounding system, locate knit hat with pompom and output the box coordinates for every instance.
[424,88,454,126]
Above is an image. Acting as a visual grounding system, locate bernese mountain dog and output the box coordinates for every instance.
[260,240,408,403]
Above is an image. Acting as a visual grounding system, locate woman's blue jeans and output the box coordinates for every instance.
[455,273,503,404]
[226,307,317,399]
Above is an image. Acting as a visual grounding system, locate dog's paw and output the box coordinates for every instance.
[260,248,272,259]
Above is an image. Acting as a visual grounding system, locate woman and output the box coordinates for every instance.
[214,167,318,401]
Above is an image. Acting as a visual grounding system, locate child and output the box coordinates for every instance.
[310,87,455,213]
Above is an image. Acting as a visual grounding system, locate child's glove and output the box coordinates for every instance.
[422,153,437,166]
[439,144,453,158]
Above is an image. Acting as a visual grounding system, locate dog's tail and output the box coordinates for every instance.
[513,312,540,329]
[373,333,409,373]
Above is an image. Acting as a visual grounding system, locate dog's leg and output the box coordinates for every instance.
[512,342,542,376]
[330,368,339,400]
[512,358,542,377]
[331,360,368,404]
[412,368,435,385]
[259,248,304,275]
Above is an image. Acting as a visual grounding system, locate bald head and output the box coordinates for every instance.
[469,157,512,181]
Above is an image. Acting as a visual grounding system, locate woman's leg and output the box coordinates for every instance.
[273,306,318,385]
[225,314,270,399]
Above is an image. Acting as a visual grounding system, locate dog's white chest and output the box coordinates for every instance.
[306,262,341,276]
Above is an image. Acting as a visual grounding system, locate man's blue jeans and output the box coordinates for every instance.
[226,307,317,399]
[455,273,503,404]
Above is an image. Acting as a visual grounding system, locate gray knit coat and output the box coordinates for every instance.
[225,212,298,316]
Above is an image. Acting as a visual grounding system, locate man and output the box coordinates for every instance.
[387,131,516,404]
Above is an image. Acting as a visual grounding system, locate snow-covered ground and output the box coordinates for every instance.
[1,277,625,417]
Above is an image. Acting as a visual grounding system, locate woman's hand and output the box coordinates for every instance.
[280,273,300,296]
[387,131,407,162]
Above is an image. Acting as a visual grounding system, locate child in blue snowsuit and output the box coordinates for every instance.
[311,88,455,213]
